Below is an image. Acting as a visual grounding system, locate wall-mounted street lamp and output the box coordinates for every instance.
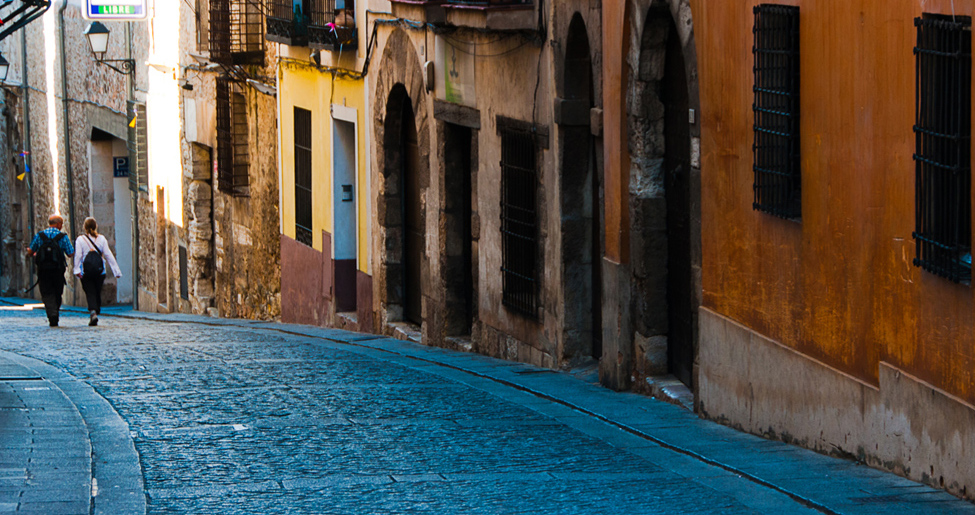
[0,53,9,83]
[84,21,135,76]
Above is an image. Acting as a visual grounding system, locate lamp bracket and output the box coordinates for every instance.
[98,58,136,76]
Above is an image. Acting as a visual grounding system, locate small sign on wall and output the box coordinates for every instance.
[435,36,476,107]
[85,0,148,20]
[113,157,130,178]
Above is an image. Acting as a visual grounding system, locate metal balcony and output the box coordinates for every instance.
[265,0,358,51]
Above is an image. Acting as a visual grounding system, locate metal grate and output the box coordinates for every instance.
[752,4,801,219]
[216,77,250,197]
[210,0,265,65]
[126,101,148,194]
[913,15,972,284]
[500,125,538,317]
[294,107,314,247]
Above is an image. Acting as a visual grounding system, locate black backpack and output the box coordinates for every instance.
[82,235,105,277]
[35,232,66,272]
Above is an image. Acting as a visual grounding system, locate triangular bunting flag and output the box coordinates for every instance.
[17,172,25,181]
[129,112,138,128]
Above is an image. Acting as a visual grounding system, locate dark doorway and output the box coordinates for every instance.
[561,14,602,361]
[662,17,693,387]
[444,123,474,335]
[402,98,424,325]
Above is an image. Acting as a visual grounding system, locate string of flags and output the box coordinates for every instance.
[16,150,28,181]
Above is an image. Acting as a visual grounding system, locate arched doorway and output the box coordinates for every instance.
[382,84,425,326]
[662,14,693,386]
[629,5,696,388]
[560,13,601,362]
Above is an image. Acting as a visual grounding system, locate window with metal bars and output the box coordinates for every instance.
[500,124,538,318]
[216,77,250,197]
[294,107,314,247]
[126,101,148,194]
[913,15,972,284]
[210,0,265,65]
[752,4,801,219]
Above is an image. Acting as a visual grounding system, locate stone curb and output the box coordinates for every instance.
[0,309,147,515]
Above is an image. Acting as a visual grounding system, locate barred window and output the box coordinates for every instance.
[126,101,148,194]
[216,78,250,197]
[294,107,314,247]
[210,0,265,65]
[500,124,538,318]
[752,4,801,219]
[913,15,972,284]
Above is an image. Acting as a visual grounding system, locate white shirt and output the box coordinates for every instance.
[73,234,123,278]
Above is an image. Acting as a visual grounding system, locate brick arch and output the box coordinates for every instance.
[373,28,431,330]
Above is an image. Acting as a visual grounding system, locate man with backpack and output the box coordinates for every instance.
[26,214,75,327]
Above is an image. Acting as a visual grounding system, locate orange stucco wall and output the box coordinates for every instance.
[692,0,975,403]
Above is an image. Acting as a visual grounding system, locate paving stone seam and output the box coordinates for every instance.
[82,309,841,515]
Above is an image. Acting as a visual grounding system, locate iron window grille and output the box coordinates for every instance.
[216,77,250,197]
[265,0,357,50]
[500,124,539,318]
[913,15,972,284]
[210,0,265,65]
[294,107,314,247]
[126,101,148,194]
[752,4,801,219]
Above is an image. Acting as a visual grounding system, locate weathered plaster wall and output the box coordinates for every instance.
[696,0,975,406]
[699,308,975,501]
[277,58,369,328]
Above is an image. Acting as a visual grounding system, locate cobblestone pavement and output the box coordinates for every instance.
[1,302,974,514]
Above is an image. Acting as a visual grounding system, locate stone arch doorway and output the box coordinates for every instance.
[374,29,431,332]
[560,13,602,363]
[629,3,699,388]
[381,84,425,326]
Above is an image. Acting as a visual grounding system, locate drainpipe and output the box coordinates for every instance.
[22,27,35,289]
[58,0,76,242]
[127,20,139,310]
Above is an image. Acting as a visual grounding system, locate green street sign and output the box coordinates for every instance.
[84,0,148,20]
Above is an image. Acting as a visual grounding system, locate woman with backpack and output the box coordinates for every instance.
[74,217,122,326]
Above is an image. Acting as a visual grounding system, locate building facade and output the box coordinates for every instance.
[0,0,281,320]
[366,0,605,369]
[691,0,975,500]
[273,0,373,332]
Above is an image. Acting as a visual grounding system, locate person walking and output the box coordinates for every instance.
[26,214,74,327]
[74,217,122,327]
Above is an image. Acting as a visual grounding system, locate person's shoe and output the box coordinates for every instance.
[89,311,98,327]
[49,318,58,327]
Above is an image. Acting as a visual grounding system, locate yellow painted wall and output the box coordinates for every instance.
[278,61,370,273]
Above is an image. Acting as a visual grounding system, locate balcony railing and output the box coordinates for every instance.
[390,0,535,30]
[265,0,357,51]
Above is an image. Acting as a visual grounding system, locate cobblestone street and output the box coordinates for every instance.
[1,302,974,514]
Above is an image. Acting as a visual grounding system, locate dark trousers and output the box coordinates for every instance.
[37,272,65,323]
[81,274,105,315]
